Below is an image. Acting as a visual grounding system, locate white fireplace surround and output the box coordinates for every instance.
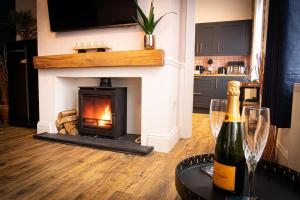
[36,0,196,152]
[37,59,181,152]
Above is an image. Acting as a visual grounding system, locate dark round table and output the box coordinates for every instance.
[175,154,300,200]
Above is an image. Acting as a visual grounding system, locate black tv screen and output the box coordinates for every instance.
[47,0,137,32]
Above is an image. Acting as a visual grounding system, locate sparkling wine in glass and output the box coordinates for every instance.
[202,99,227,177]
[241,106,270,200]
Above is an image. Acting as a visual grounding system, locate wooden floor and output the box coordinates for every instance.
[0,114,213,200]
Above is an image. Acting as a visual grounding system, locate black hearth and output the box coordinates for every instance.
[79,87,127,139]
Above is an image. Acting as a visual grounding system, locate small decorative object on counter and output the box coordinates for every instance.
[133,0,176,50]
[207,58,213,73]
[73,41,111,53]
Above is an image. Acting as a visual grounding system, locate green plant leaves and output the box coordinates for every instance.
[133,0,176,35]
[133,0,151,34]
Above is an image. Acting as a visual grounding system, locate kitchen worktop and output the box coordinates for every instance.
[194,73,248,77]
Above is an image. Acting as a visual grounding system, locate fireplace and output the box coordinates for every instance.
[35,84,153,155]
[78,87,127,139]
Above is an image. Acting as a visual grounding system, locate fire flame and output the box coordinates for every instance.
[98,105,112,127]
[82,96,112,128]
[101,106,111,121]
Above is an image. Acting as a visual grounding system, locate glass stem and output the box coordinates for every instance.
[248,167,255,199]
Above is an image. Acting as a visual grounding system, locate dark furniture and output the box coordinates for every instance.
[193,76,248,112]
[6,40,39,127]
[175,154,300,200]
[195,20,252,56]
[0,0,15,48]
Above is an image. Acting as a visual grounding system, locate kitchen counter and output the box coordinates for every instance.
[193,75,249,111]
[194,73,248,77]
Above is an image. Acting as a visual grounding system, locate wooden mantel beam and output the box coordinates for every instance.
[33,49,165,69]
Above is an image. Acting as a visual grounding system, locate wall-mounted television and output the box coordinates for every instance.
[47,0,137,32]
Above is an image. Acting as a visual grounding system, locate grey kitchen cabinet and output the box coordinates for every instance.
[195,23,217,56]
[193,76,248,110]
[195,20,252,56]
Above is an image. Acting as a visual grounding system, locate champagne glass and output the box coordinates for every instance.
[241,106,270,200]
[210,99,227,142]
[202,99,227,176]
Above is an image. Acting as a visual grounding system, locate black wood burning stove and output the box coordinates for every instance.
[78,87,127,139]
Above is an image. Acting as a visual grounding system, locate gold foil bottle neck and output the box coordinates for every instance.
[227,81,241,96]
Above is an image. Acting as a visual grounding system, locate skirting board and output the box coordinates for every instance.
[147,127,179,153]
[37,121,53,134]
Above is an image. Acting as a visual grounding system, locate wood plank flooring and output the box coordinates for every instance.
[0,114,213,200]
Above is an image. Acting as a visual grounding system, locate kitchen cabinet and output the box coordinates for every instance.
[195,20,252,56]
[195,23,217,56]
[193,76,248,111]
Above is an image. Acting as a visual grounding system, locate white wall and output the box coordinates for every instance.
[37,0,180,59]
[276,128,289,166]
[36,0,184,152]
[195,0,252,23]
[277,84,300,171]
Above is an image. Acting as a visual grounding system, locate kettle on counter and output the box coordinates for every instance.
[195,65,205,74]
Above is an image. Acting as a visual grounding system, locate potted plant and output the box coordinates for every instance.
[133,0,176,50]
[3,10,37,40]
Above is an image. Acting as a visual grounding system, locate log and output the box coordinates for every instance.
[59,115,78,124]
[57,109,77,122]
[58,128,67,134]
[55,120,64,130]
[64,121,78,135]
[56,109,79,135]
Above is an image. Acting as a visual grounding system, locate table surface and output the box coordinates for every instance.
[175,154,300,200]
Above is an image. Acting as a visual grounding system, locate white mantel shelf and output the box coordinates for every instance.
[33,49,165,69]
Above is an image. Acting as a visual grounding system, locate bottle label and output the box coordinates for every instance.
[213,160,236,191]
[224,113,240,122]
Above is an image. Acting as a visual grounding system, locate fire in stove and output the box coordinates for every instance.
[79,87,127,139]
[97,105,112,128]
[82,96,113,129]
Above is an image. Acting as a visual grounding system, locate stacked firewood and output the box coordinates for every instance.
[56,109,79,135]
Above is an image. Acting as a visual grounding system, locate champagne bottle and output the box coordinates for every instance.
[213,81,245,194]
